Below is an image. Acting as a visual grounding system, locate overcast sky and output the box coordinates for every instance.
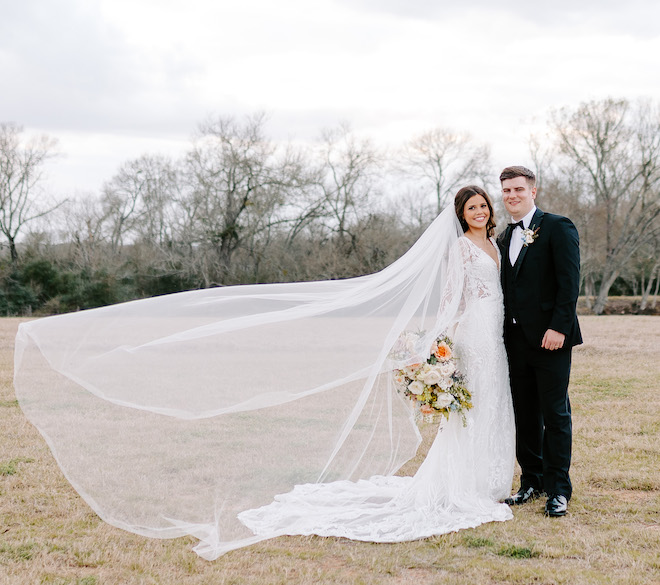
[2,0,660,197]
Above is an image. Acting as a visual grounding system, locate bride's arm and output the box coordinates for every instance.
[437,238,470,339]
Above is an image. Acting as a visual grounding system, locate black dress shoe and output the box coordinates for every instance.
[544,494,568,517]
[504,486,543,505]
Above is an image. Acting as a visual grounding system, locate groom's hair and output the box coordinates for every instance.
[499,166,536,187]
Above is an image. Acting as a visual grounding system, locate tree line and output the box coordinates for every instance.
[1,98,659,316]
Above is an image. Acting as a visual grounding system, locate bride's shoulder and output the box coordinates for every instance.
[450,236,472,260]
[458,235,477,250]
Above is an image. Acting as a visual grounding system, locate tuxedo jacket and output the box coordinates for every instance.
[496,208,582,349]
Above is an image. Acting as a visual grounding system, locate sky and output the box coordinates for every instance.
[2,0,660,198]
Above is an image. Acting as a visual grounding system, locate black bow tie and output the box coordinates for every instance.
[509,220,524,230]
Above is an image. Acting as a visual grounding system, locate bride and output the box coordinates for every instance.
[14,186,514,560]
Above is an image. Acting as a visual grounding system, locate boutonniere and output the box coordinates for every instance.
[521,225,540,246]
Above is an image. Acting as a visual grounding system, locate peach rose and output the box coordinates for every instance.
[434,341,452,361]
[403,363,423,378]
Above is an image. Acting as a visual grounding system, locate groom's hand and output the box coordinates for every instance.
[541,329,566,351]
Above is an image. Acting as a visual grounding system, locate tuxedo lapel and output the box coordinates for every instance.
[513,208,544,279]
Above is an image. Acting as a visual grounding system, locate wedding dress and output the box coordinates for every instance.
[14,207,514,560]
[238,236,515,542]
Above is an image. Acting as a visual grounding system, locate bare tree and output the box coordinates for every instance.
[548,98,660,314]
[101,158,150,253]
[131,154,179,248]
[398,127,492,214]
[528,132,554,194]
[636,235,660,310]
[56,194,109,271]
[98,154,183,286]
[0,123,59,263]
[182,113,302,286]
[316,123,381,251]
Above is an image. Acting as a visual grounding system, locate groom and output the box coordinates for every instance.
[497,166,582,517]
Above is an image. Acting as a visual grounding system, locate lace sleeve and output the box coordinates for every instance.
[438,238,469,338]
[438,237,502,338]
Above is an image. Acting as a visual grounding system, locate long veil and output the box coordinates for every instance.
[14,206,465,560]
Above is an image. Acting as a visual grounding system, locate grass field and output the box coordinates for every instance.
[1,316,658,585]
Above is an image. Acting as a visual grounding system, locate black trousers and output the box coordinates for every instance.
[505,325,573,499]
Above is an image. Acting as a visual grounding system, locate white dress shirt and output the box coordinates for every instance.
[509,206,537,266]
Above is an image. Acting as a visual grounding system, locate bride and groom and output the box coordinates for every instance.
[14,165,581,559]
[237,165,581,540]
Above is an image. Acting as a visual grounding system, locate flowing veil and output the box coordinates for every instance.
[14,206,466,560]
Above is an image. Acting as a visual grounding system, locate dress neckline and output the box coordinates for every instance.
[462,236,500,272]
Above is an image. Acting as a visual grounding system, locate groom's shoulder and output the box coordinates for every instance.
[539,211,580,247]
[540,210,577,229]
[544,211,567,220]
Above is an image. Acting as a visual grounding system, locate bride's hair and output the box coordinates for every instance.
[454,185,497,237]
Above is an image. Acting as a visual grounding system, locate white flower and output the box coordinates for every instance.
[405,334,420,353]
[439,361,456,377]
[415,363,431,378]
[521,226,539,246]
[393,372,407,389]
[418,365,442,386]
[438,376,453,390]
[408,381,425,395]
[393,331,418,354]
[433,392,454,409]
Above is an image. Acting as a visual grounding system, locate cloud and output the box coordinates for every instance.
[2,0,660,195]
[0,0,204,134]
[335,0,660,35]
[1,2,127,125]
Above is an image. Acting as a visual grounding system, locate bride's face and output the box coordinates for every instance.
[463,194,490,231]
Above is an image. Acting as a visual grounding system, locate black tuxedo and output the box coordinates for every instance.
[497,208,582,499]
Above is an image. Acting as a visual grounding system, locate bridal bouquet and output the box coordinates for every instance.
[392,333,472,425]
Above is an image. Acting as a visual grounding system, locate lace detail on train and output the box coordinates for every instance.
[238,236,515,542]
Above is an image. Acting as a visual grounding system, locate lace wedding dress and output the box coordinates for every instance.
[238,237,515,542]
[14,208,514,559]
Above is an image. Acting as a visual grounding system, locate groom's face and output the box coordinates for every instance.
[501,176,536,221]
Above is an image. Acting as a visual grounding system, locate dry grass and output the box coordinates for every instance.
[1,316,659,585]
